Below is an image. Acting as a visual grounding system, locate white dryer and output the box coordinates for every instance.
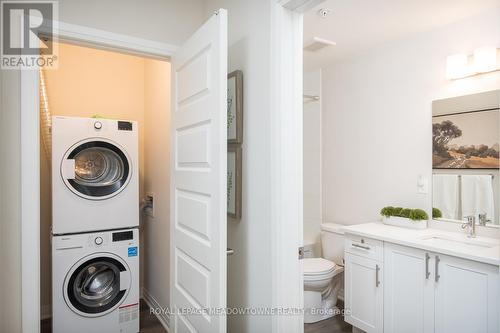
[52,228,140,333]
[52,116,139,234]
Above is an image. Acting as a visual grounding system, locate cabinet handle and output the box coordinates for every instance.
[375,264,380,287]
[425,253,430,279]
[435,255,440,282]
[352,243,370,250]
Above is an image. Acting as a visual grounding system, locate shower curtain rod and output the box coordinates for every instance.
[436,173,495,179]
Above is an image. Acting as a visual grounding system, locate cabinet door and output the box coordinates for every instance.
[344,253,383,333]
[384,243,435,333]
[434,254,499,333]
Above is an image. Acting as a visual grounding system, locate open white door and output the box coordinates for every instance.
[170,9,228,333]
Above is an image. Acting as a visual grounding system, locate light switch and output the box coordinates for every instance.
[417,175,428,194]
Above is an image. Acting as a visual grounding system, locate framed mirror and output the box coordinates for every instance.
[432,90,500,227]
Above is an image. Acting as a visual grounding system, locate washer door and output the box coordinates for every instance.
[61,139,131,200]
[64,254,131,317]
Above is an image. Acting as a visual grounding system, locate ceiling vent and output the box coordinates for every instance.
[303,37,336,52]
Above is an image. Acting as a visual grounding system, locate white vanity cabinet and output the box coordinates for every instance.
[434,254,499,333]
[384,243,435,333]
[344,235,384,333]
[345,232,499,333]
[383,243,499,333]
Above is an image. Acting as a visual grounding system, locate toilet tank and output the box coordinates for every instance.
[320,223,345,266]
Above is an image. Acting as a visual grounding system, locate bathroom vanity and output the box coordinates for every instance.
[342,222,500,333]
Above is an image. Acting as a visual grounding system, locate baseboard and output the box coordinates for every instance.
[141,287,170,332]
[41,304,52,320]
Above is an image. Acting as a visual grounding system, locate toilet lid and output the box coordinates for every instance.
[303,258,336,275]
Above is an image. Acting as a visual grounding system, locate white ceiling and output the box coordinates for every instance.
[303,0,500,70]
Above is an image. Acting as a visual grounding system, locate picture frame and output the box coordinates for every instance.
[227,145,242,219]
[432,109,499,169]
[227,70,243,144]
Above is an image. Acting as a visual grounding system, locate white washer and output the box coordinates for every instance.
[52,228,140,333]
[52,116,139,234]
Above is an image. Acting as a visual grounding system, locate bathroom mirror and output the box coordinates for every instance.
[432,90,500,226]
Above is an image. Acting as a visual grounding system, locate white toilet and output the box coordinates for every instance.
[303,223,345,323]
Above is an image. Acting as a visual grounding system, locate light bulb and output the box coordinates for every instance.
[446,53,470,79]
[473,46,497,73]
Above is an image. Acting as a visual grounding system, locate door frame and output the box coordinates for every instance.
[270,1,323,332]
[19,20,177,332]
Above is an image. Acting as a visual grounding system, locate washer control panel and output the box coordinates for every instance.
[94,236,104,245]
[52,229,138,251]
[93,121,102,130]
[86,233,109,247]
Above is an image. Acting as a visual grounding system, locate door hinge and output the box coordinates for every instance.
[298,246,304,260]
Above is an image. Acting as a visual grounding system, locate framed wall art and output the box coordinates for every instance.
[227,145,242,219]
[227,70,243,144]
[432,109,499,169]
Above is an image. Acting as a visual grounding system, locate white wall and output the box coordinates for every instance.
[0,69,22,333]
[58,0,205,46]
[303,69,322,250]
[202,1,273,332]
[321,9,500,225]
[142,59,171,318]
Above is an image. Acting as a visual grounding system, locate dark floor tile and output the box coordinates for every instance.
[304,301,353,333]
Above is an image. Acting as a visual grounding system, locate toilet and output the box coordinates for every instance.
[303,223,345,323]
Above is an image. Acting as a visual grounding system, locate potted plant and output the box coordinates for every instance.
[432,207,443,219]
[380,206,429,229]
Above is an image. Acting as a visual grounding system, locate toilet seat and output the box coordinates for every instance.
[303,258,337,280]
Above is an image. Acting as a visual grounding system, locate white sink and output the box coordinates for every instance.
[420,235,498,249]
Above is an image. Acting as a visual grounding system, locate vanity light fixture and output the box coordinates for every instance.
[473,46,498,73]
[446,46,499,80]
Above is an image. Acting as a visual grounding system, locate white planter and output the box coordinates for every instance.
[382,216,428,230]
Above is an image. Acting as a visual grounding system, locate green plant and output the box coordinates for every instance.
[380,206,395,217]
[409,209,429,221]
[380,206,429,221]
[393,207,404,217]
[400,208,412,218]
[432,207,443,219]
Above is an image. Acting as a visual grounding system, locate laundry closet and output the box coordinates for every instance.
[40,41,171,332]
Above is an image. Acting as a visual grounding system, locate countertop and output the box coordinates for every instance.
[342,222,500,266]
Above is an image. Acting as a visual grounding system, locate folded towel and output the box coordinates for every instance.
[461,175,494,222]
[432,174,459,220]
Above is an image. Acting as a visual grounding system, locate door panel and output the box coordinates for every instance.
[344,253,383,333]
[434,255,498,333]
[170,9,227,333]
[384,243,434,333]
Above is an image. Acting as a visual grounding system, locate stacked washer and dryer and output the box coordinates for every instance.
[51,116,140,333]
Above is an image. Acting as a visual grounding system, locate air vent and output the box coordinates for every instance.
[303,37,336,52]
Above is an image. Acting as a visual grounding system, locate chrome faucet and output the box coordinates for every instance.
[478,213,491,226]
[462,216,476,238]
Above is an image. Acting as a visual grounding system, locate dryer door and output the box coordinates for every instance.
[61,139,131,200]
[64,254,131,317]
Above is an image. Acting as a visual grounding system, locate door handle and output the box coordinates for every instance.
[435,255,440,282]
[375,264,380,287]
[425,253,430,279]
[352,243,370,250]
[226,248,235,256]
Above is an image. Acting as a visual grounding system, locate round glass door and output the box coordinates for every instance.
[65,256,129,316]
[63,140,131,200]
